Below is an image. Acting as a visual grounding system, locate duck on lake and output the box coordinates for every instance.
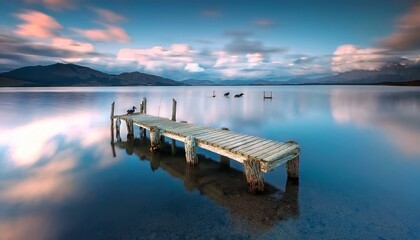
[224,92,230,97]
[127,106,137,114]
[234,93,244,98]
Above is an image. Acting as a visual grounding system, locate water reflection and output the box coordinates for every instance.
[331,89,420,156]
[114,136,299,233]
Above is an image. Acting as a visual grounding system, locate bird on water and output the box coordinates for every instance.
[224,92,230,97]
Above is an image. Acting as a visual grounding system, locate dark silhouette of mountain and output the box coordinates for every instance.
[2,62,420,87]
[0,63,184,86]
[380,80,420,86]
[181,79,215,86]
[0,76,36,87]
[118,72,183,86]
[300,63,420,85]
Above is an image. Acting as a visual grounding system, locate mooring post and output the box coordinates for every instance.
[286,155,300,178]
[141,97,147,114]
[149,126,160,152]
[244,158,264,192]
[171,98,177,121]
[110,101,115,119]
[185,135,198,165]
[126,119,134,137]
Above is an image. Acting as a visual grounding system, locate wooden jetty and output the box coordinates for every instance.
[114,137,299,232]
[111,98,300,192]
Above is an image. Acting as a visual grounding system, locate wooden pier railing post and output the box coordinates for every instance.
[244,158,264,192]
[141,97,147,114]
[185,136,198,165]
[110,101,115,119]
[150,126,160,152]
[286,155,300,178]
[171,98,177,121]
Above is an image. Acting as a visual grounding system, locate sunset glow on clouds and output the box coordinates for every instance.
[1,0,419,80]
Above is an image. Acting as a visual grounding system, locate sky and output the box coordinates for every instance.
[0,0,419,80]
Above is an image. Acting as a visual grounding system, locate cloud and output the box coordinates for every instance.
[185,63,204,72]
[254,19,275,27]
[93,8,126,23]
[117,43,201,75]
[25,0,74,9]
[52,37,95,53]
[331,44,393,72]
[0,34,102,71]
[73,25,130,43]
[15,10,62,38]
[379,2,420,51]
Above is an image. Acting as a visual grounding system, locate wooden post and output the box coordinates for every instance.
[149,126,160,152]
[244,158,264,192]
[171,98,177,121]
[141,97,147,114]
[286,155,300,178]
[110,101,115,119]
[185,136,198,165]
[171,139,177,155]
[126,119,134,137]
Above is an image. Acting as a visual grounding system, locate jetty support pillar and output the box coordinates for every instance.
[185,136,198,165]
[286,155,300,178]
[244,158,264,192]
[150,126,160,152]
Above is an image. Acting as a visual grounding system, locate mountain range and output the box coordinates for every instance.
[1,62,419,87]
[0,63,183,87]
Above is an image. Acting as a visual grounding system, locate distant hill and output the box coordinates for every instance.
[0,63,184,87]
[1,62,420,87]
[181,79,215,86]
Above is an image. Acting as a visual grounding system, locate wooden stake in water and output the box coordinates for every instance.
[171,98,177,122]
[286,155,300,178]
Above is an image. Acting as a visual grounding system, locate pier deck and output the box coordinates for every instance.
[111,99,300,192]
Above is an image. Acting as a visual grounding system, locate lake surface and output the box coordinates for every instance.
[0,85,419,239]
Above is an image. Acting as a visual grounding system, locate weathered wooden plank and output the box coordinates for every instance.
[245,141,278,156]
[204,132,239,145]
[223,136,260,150]
[264,144,300,162]
[231,138,267,153]
[234,139,273,156]
[250,142,288,160]
[255,142,294,161]
[198,131,231,143]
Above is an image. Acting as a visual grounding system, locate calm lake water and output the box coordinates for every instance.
[0,86,419,239]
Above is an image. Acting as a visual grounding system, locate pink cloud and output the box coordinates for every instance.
[93,8,126,23]
[26,0,74,9]
[74,25,130,43]
[52,37,95,53]
[331,44,388,72]
[380,2,420,51]
[15,10,62,38]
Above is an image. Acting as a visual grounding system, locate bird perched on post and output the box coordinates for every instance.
[127,106,137,114]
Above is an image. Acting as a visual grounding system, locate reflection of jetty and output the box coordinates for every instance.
[114,137,299,232]
[111,98,300,192]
